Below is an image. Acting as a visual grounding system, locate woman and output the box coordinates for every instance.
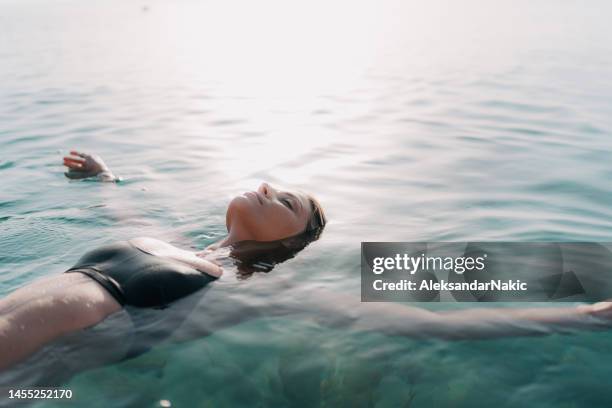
[1,150,612,373]
[0,150,326,371]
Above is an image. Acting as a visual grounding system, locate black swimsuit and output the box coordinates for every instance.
[65,241,216,308]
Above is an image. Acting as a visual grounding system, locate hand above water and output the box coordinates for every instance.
[63,150,116,182]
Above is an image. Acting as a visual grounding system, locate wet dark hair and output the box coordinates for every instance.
[230,194,327,279]
[305,194,326,233]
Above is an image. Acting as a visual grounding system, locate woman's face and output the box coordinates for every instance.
[226,182,312,242]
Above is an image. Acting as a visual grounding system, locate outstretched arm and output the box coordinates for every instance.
[428,301,612,339]
[269,288,612,340]
[63,150,117,182]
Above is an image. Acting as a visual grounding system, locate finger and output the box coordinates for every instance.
[195,258,223,278]
[63,160,84,170]
[64,156,85,163]
[63,156,85,165]
[64,161,83,169]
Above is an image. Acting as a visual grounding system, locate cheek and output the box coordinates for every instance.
[227,199,304,241]
[256,211,304,241]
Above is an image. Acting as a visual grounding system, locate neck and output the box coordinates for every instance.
[202,228,247,252]
[220,221,254,247]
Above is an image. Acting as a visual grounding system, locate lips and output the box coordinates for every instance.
[244,191,263,205]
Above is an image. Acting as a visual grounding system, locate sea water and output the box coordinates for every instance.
[1,0,612,406]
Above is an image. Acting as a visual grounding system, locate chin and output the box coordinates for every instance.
[228,195,254,214]
[226,196,243,229]
[226,196,258,236]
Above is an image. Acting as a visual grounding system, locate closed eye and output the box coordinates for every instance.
[280,198,294,211]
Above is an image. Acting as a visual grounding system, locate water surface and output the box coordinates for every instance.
[1,0,612,406]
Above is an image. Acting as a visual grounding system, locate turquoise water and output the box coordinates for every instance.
[2,0,612,406]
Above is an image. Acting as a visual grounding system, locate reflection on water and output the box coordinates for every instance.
[2,0,612,406]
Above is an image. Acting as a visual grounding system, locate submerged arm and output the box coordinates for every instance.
[164,278,612,349]
[270,288,612,340]
[431,302,612,339]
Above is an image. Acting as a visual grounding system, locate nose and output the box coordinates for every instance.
[258,182,276,199]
